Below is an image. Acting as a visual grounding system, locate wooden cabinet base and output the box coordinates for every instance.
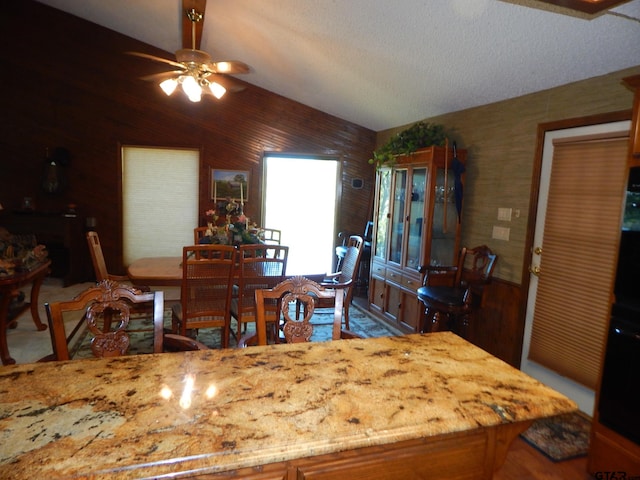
[588,421,640,477]
[196,422,531,480]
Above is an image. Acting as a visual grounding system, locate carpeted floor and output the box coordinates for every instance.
[66,302,404,359]
[5,278,402,363]
[520,411,591,462]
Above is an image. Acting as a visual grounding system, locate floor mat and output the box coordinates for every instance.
[520,411,591,462]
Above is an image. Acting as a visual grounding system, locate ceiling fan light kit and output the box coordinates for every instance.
[129,3,249,104]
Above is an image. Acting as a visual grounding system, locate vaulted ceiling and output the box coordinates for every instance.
[36,0,640,131]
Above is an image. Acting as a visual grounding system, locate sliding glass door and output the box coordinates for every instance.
[262,154,340,275]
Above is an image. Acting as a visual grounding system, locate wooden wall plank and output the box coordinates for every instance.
[0,0,376,274]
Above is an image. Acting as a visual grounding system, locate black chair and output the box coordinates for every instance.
[417,245,497,338]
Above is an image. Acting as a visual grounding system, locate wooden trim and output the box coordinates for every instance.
[537,0,632,14]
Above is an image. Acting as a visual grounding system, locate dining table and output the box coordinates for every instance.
[127,255,328,287]
[0,332,577,479]
[0,260,51,365]
[127,256,183,287]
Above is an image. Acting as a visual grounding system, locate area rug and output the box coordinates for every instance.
[69,302,404,359]
[520,411,591,462]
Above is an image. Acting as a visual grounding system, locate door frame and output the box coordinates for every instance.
[518,110,631,412]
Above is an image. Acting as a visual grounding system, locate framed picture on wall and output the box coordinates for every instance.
[211,169,249,203]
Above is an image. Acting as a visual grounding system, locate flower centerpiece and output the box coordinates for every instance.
[200,200,262,246]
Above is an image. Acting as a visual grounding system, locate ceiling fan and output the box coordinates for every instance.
[127,0,250,102]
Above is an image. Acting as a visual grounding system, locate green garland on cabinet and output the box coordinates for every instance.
[369,121,447,169]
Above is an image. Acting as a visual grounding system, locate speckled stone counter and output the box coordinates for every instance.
[0,333,577,479]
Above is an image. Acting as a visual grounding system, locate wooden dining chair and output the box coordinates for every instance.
[298,235,363,330]
[230,244,288,341]
[171,244,237,348]
[240,276,362,347]
[41,280,206,361]
[194,226,211,244]
[86,231,132,283]
[261,228,282,245]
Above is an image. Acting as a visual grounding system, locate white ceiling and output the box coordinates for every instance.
[36,0,640,131]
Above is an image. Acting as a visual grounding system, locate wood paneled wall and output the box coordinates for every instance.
[0,1,376,274]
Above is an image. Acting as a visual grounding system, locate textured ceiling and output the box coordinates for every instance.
[36,0,640,131]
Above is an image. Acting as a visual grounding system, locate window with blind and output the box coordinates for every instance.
[122,146,199,266]
[528,135,628,389]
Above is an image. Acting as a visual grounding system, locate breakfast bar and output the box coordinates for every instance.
[0,332,577,479]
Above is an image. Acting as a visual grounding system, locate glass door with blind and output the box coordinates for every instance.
[521,120,630,413]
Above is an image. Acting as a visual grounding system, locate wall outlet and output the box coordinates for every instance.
[492,225,510,241]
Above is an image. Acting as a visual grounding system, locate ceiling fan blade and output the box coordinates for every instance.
[206,60,250,75]
[182,0,207,50]
[207,74,247,93]
[139,71,186,83]
[126,51,185,70]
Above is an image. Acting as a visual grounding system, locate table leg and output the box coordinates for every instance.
[28,273,48,331]
[0,289,17,365]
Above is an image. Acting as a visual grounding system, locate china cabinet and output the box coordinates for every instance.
[369,145,467,332]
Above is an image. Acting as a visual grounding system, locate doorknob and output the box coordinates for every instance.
[529,266,540,276]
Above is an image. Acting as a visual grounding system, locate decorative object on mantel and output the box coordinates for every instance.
[369,121,447,169]
[127,1,250,103]
[42,147,70,194]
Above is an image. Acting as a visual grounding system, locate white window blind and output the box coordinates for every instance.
[528,136,628,389]
[122,146,199,265]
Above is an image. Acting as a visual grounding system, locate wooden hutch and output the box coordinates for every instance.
[368,145,466,332]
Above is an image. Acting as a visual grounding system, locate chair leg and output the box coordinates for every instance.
[343,302,350,330]
[457,313,471,340]
[222,323,229,349]
[422,308,439,333]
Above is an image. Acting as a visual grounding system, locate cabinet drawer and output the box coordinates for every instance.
[401,275,420,292]
[371,263,386,278]
[385,269,402,285]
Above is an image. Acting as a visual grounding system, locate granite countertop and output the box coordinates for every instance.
[0,332,577,479]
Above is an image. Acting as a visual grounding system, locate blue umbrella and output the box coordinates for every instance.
[451,142,465,222]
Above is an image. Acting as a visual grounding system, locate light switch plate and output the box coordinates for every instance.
[497,207,512,221]
[492,225,510,241]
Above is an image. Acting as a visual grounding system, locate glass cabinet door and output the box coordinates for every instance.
[406,167,427,270]
[374,169,391,260]
[389,169,407,265]
[430,166,459,266]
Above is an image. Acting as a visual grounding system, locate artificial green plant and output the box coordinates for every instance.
[369,121,447,169]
